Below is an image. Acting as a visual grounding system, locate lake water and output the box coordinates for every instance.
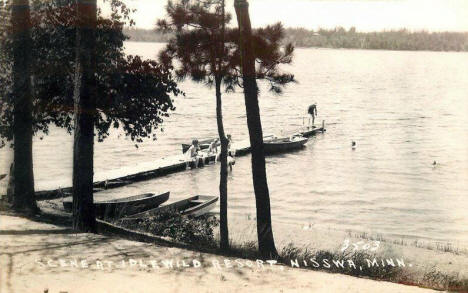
[1,42,467,245]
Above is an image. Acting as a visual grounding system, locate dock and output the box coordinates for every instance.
[34,125,325,200]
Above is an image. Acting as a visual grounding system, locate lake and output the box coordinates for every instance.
[1,42,467,245]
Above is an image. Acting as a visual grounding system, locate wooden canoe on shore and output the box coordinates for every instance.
[63,192,170,219]
[122,195,218,220]
[264,136,309,154]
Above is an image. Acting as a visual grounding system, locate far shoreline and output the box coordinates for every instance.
[124,40,468,54]
[123,27,468,53]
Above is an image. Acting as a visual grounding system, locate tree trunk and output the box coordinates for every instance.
[234,0,278,259]
[216,0,229,251]
[72,0,97,232]
[215,75,229,250]
[7,163,14,203]
[11,0,37,214]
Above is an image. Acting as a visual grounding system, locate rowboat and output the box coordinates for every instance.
[63,192,170,219]
[264,136,309,154]
[122,195,218,220]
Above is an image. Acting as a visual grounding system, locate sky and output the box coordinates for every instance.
[100,0,468,32]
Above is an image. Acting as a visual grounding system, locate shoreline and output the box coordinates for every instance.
[9,200,466,291]
[225,214,468,282]
[0,213,439,292]
[122,40,468,53]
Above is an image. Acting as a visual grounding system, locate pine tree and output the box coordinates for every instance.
[160,0,294,254]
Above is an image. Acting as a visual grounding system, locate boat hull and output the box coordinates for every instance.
[291,126,326,138]
[63,192,170,219]
[122,195,218,220]
[264,137,309,154]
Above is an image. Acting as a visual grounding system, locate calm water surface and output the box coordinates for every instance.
[1,42,467,245]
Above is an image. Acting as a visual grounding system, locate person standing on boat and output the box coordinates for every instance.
[308,103,318,127]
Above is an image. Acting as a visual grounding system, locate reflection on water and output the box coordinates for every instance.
[1,42,467,244]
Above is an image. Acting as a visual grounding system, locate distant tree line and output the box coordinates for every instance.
[284,27,468,52]
[123,28,174,43]
[124,27,468,52]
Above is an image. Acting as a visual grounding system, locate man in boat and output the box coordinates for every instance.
[185,139,201,168]
[308,103,318,127]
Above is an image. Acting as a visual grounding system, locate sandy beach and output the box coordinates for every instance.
[23,198,467,291]
[0,214,440,293]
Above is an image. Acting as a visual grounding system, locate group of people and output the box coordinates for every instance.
[185,134,235,170]
[185,103,319,169]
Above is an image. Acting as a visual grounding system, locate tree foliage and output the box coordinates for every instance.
[284,27,468,51]
[0,0,181,147]
[157,0,295,94]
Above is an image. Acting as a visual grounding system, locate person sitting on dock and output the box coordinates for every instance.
[208,138,219,154]
[308,103,318,127]
[185,139,201,168]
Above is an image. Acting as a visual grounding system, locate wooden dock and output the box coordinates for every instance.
[35,125,325,200]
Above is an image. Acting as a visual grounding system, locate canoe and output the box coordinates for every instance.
[122,195,218,220]
[264,136,308,154]
[63,192,170,219]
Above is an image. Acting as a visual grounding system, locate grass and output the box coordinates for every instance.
[348,230,465,255]
[204,237,468,292]
[114,209,219,249]
[419,267,468,292]
[113,213,468,291]
[279,244,401,280]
